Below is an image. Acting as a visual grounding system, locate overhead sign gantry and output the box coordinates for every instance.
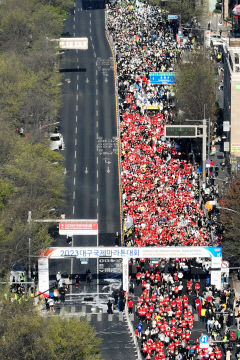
[38,246,222,297]
[59,37,88,50]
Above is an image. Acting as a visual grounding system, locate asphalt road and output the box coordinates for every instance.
[60,0,121,242]
[50,0,122,280]
[49,0,124,301]
[47,2,136,360]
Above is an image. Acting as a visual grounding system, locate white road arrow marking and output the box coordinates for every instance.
[107,166,110,174]
[105,160,111,165]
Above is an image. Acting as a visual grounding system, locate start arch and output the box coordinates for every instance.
[38,246,222,296]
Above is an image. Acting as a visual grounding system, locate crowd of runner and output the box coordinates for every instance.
[107,0,220,248]
[107,0,238,359]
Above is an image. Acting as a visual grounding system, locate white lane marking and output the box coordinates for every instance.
[96,121,98,128]
[73,205,75,215]
[77,83,79,91]
[96,88,98,95]
[74,177,76,185]
[90,13,91,17]
[74,16,75,21]
[94,52,96,57]
[96,79,98,85]
[96,110,98,116]
[97,157,98,165]
[90,27,91,33]
[74,163,76,172]
[74,9,75,14]
[76,104,78,111]
[90,36,92,41]
[77,74,79,81]
[75,127,78,134]
[75,115,78,123]
[97,183,98,192]
[96,70,97,76]
[77,57,79,62]
[74,150,77,158]
[97,170,99,178]
[76,94,78,101]
[96,99,98,106]
[75,138,77,146]
[73,24,75,29]
[73,191,75,200]
[97,198,99,207]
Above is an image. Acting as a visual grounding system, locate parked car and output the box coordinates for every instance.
[49,133,63,150]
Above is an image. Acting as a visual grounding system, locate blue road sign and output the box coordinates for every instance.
[168,15,178,20]
[178,28,182,37]
[150,72,176,85]
[200,334,209,344]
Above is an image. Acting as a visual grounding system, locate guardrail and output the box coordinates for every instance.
[124,307,143,360]
[105,7,124,243]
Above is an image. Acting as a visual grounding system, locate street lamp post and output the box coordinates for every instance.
[185,118,209,181]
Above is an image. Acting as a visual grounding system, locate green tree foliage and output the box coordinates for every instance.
[0,124,64,275]
[0,0,72,274]
[175,53,216,121]
[0,0,71,133]
[146,0,205,24]
[0,298,102,360]
[220,174,240,259]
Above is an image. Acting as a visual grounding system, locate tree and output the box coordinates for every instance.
[220,174,240,260]
[0,124,65,275]
[145,0,206,24]
[175,53,216,122]
[0,297,102,360]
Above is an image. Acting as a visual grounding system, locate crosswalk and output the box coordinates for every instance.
[42,302,137,323]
